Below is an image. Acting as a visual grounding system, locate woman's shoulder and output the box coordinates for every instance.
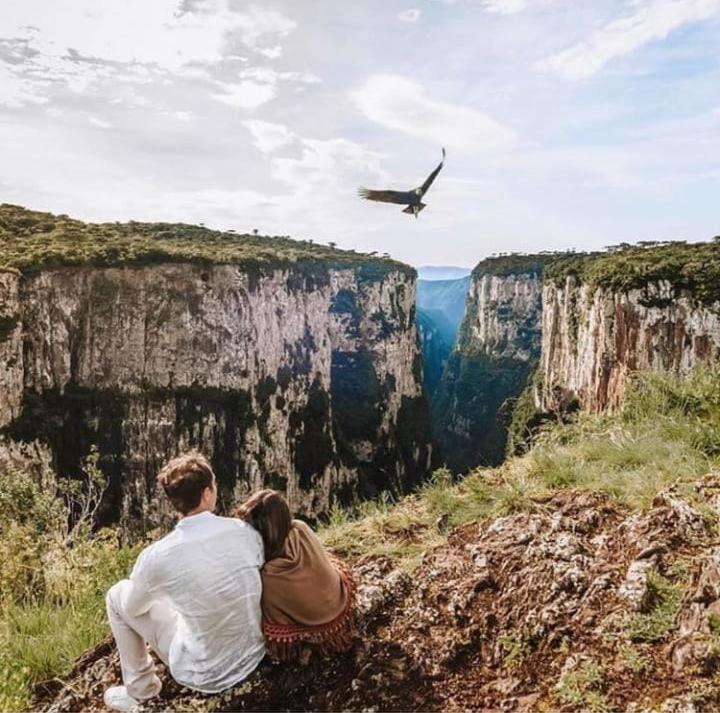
[291,518,315,535]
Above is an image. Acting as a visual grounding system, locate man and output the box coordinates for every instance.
[103,452,265,712]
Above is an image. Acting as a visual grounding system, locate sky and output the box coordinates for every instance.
[1,0,719,267]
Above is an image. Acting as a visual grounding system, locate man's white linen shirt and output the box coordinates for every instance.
[124,511,265,693]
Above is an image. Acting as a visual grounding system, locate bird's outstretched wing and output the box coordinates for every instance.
[357,187,414,204]
[418,147,446,197]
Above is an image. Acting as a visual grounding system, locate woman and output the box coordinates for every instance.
[235,489,356,661]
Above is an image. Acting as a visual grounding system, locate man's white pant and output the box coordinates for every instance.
[106,580,178,700]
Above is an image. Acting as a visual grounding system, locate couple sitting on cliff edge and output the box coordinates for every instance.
[103,452,356,712]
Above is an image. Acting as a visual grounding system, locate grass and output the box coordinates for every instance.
[499,628,534,671]
[544,240,720,305]
[471,252,566,279]
[523,367,720,509]
[0,204,411,283]
[618,644,650,674]
[0,561,136,711]
[320,466,540,570]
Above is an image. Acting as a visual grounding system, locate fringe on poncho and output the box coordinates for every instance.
[260,520,356,661]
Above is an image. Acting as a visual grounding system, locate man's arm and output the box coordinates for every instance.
[124,550,155,617]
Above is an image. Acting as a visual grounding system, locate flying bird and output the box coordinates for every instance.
[358,148,446,218]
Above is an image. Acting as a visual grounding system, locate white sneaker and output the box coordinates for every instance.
[103,675,161,711]
[103,686,140,712]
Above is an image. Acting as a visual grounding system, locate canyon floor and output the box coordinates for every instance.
[42,483,720,713]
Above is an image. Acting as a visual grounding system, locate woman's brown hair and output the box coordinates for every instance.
[235,489,292,560]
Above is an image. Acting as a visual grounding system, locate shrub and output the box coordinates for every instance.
[555,659,609,712]
[0,454,140,710]
[627,570,686,643]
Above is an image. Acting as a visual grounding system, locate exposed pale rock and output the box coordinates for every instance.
[618,558,657,610]
[0,269,23,428]
[0,437,53,482]
[540,277,720,412]
[462,273,544,360]
[1,263,431,532]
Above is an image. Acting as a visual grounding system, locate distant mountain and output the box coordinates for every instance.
[416,265,472,282]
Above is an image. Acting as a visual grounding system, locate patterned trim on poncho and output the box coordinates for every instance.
[262,556,356,661]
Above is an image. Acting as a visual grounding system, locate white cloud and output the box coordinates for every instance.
[211,80,277,109]
[0,1,298,107]
[481,0,528,14]
[210,68,319,111]
[89,116,113,129]
[242,119,296,152]
[0,64,49,108]
[397,9,422,22]
[237,67,322,85]
[173,110,194,122]
[258,46,283,59]
[223,5,296,53]
[351,74,515,151]
[536,0,720,80]
[2,1,296,70]
[272,137,384,188]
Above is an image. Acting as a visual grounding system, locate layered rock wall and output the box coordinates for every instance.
[539,276,720,412]
[0,262,431,532]
[433,265,545,470]
[457,272,543,359]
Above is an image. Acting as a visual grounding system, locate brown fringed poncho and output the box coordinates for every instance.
[261,519,356,661]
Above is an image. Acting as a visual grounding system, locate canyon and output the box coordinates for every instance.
[432,242,720,470]
[432,255,551,471]
[3,206,720,532]
[416,272,470,395]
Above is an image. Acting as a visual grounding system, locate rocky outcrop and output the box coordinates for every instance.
[42,481,720,712]
[539,276,720,413]
[432,256,551,470]
[0,217,431,533]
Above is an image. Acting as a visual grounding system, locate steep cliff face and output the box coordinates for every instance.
[0,269,23,429]
[432,256,552,471]
[0,207,431,532]
[539,276,720,412]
